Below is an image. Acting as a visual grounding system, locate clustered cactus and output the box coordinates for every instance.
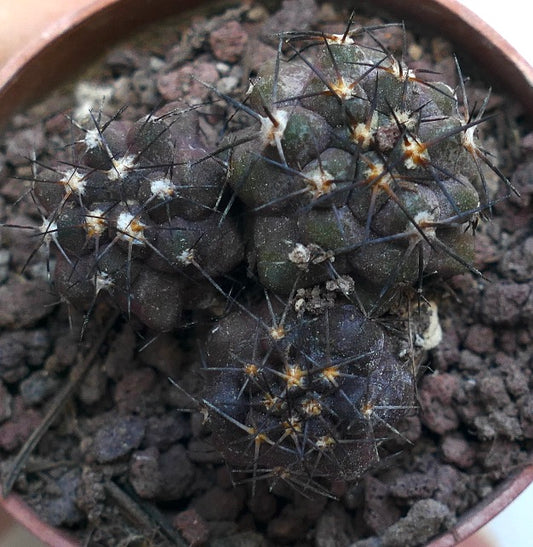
[202,298,426,494]
[21,16,507,494]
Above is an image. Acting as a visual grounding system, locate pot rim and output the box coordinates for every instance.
[0,493,78,546]
[0,0,532,546]
[427,464,533,546]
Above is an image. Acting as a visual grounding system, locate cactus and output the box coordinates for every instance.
[200,294,438,494]
[219,27,502,311]
[196,22,509,493]
[14,14,510,496]
[31,105,244,331]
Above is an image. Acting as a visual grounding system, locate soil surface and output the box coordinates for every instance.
[1,1,533,546]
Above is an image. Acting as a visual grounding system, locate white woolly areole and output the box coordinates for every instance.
[39,218,57,244]
[329,77,357,101]
[352,123,373,149]
[402,135,430,169]
[84,208,107,238]
[107,155,137,181]
[84,128,103,150]
[61,168,87,196]
[386,57,417,81]
[364,160,391,189]
[305,167,336,199]
[259,109,290,147]
[351,112,378,149]
[412,211,437,240]
[95,271,114,294]
[116,211,146,245]
[315,435,336,451]
[288,243,311,265]
[392,109,417,131]
[176,248,195,265]
[150,178,175,199]
[462,123,479,155]
[325,33,355,45]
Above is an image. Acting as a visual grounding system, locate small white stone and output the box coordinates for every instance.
[217,76,240,95]
[149,56,166,71]
[215,62,231,75]
[416,300,443,350]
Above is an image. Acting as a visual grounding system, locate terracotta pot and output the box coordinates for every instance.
[1,1,532,546]
[0,494,78,546]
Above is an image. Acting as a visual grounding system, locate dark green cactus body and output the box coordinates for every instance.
[225,33,484,307]
[202,301,420,487]
[18,12,507,497]
[35,109,243,331]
